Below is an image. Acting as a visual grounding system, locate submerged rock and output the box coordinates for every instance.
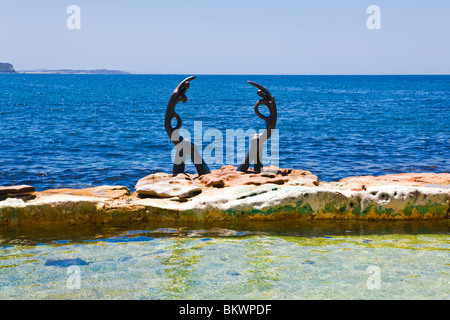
[44,258,89,267]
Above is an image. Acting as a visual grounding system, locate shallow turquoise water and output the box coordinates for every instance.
[0,223,448,299]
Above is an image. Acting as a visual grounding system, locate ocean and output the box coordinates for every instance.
[0,74,449,191]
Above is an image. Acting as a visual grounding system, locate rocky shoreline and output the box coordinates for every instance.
[0,166,448,226]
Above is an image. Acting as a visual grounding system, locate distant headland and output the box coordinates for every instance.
[0,62,130,74]
[20,69,131,75]
[0,63,16,73]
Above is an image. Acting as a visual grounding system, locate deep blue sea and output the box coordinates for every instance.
[0,74,449,192]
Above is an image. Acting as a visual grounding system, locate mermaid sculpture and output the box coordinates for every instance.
[237,81,277,173]
[165,76,211,176]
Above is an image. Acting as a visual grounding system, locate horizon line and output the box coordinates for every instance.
[8,72,450,76]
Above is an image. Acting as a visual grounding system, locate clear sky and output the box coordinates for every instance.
[1,0,449,74]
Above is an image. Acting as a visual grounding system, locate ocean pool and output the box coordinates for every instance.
[0,221,448,300]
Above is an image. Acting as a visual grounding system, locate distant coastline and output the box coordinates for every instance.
[18,69,131,75]
[0,63,130,74]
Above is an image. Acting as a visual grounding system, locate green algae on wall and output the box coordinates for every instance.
[0,184,448,226]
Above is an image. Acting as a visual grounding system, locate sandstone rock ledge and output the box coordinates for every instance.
[0,167,448,226]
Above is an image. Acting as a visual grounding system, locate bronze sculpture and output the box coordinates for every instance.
[165,76,211,176]
[237,81,277,173]
[165,76,277,175]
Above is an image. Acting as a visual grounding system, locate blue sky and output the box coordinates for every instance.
[0,0,449,74]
